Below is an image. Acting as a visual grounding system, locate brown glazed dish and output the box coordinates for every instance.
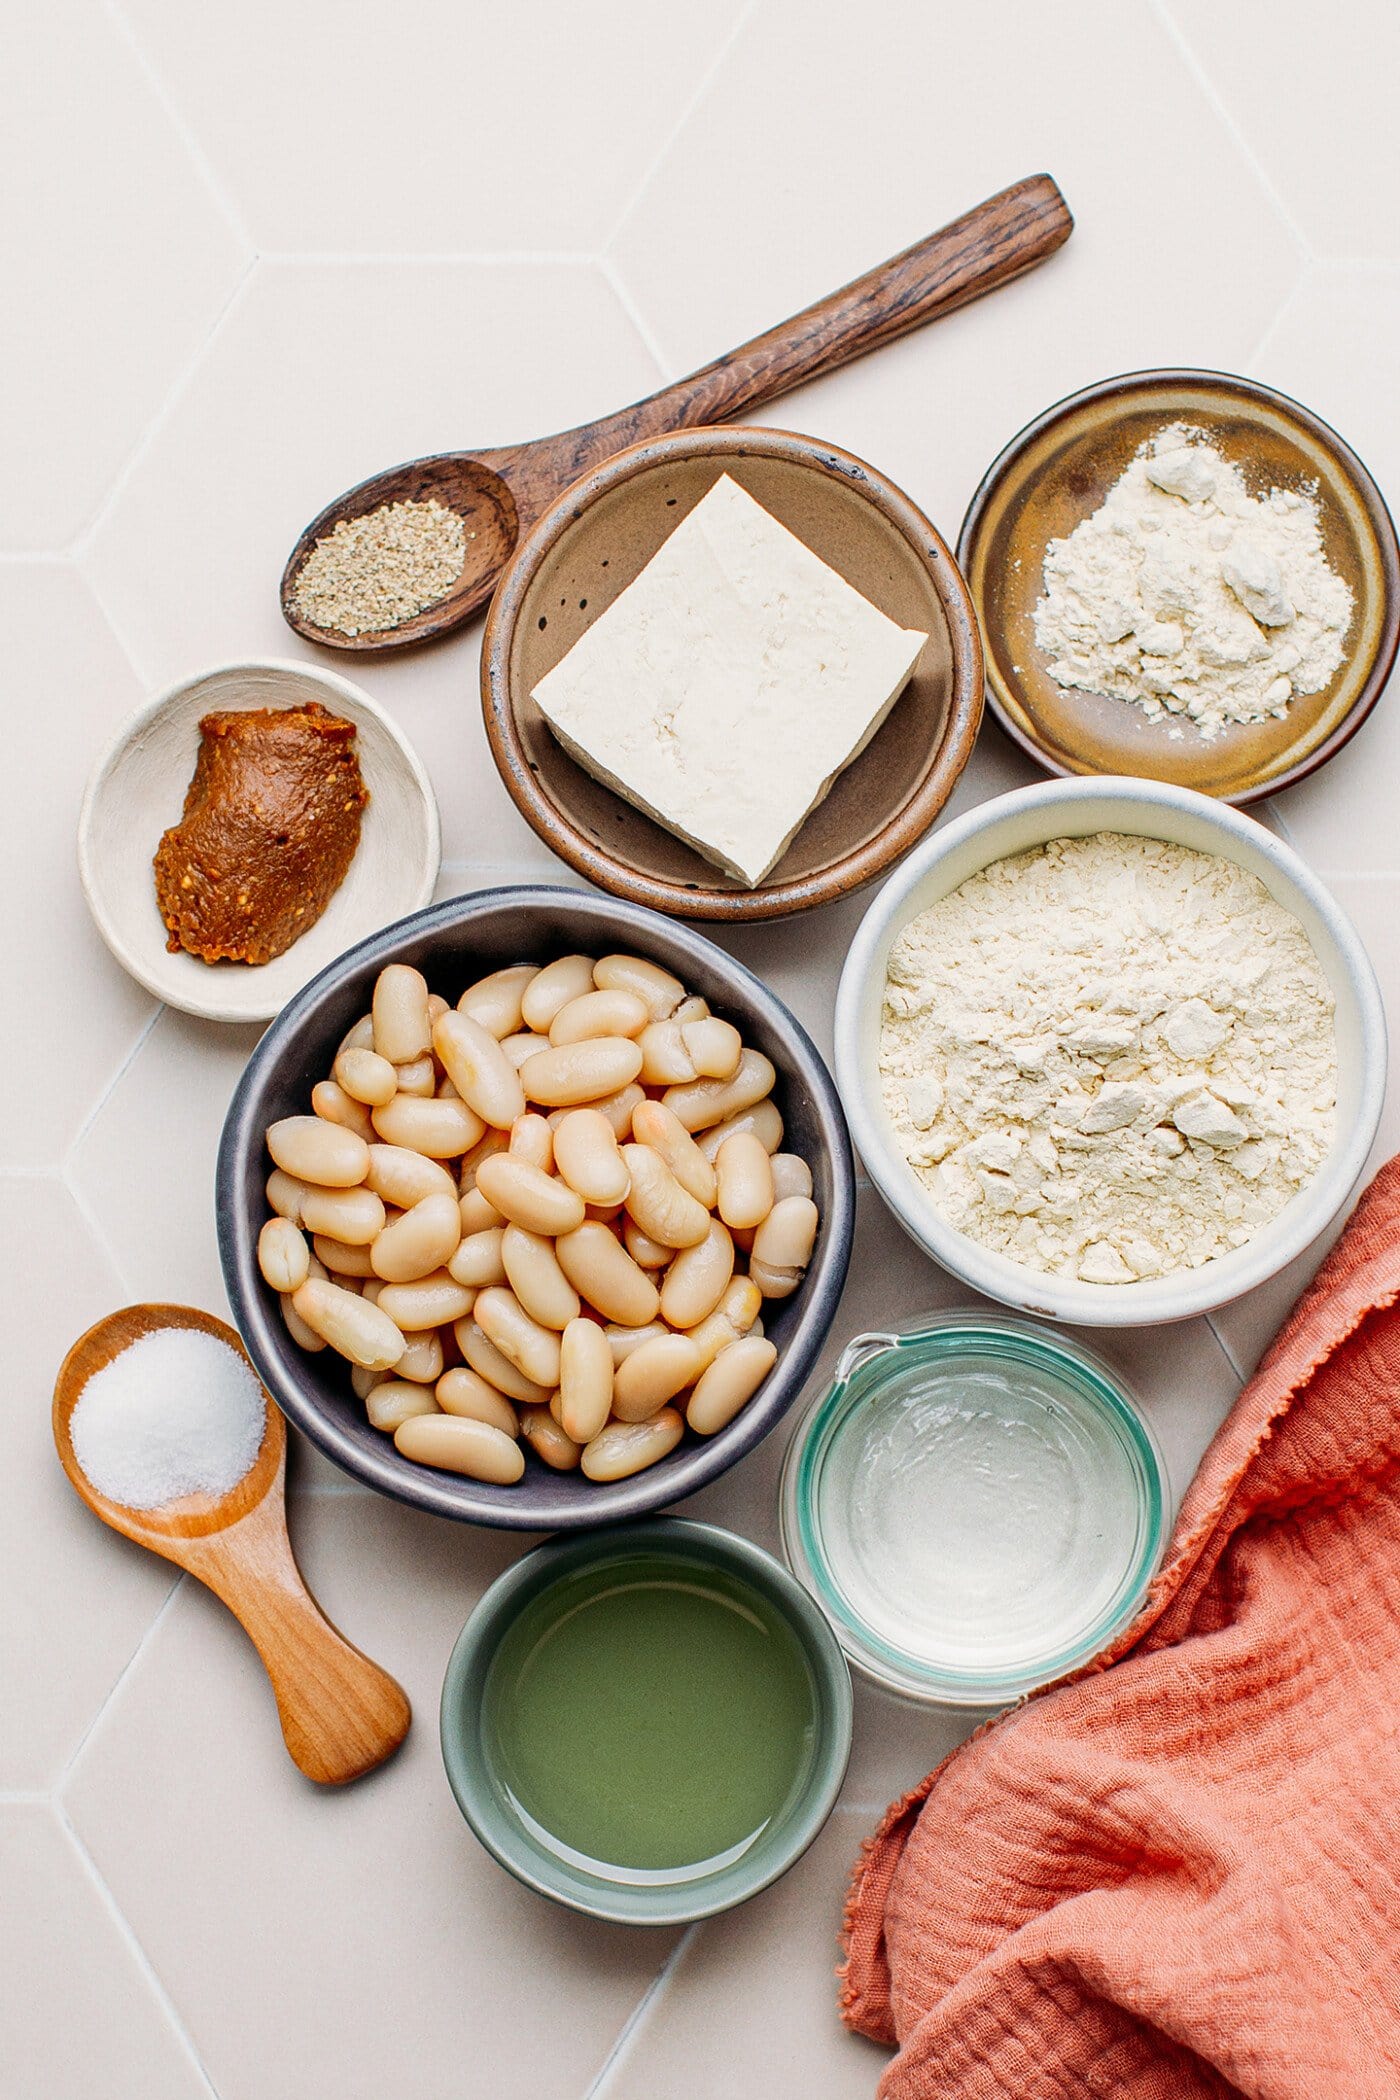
[154,703,368,965]
[958,369,1400,805]
[481,426,984,922]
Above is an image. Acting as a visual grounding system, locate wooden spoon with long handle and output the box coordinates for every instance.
[54,1303,410,1785]
[281,172,1073,651]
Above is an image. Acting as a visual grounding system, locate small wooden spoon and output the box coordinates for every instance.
[281,172,1073,652]
[54,1303,410,1786]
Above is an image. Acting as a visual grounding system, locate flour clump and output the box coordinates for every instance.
[1032,427,1353,739]
[879,834,1337,1282]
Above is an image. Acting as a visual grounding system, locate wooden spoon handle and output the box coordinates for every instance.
[191,1508,410,1786]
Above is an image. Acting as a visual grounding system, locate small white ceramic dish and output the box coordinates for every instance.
[835,776,1386,1327]
[79,660,441,1024]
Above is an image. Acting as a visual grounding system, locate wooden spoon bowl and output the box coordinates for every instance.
[54,1303,410,1785]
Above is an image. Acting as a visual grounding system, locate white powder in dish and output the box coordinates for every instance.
[879,833,1337,1283]
[70,1329,267,1509]
[1032,426,1353,740]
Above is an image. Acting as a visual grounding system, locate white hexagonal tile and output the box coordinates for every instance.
[82,257,663,864]
[0,1805,210,2097]
[65,1490,676,2100]
[1,1176,176,1787]
[69,1006,264,1317]
[1163,1,1400,260]
[1257,267,1400,873]
[609,0,1301,554]
[115,0,747,253]
[1,563,155,1169]
[0,0,247,549]
[594,1809,889,2099]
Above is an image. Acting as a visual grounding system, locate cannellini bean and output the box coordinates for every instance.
[659,1217,735,1329]
[592,954,685,1021]
[427,993,449,1023]
[769,1152,814,1202]
[682,1017,743,1079]
[448,1226,508,1289]
[394,1054,436,1098]
[637,1020,697,1087]
[605,1320,670,1364]
[555,1222,661,1327]
[663,1049,776,1133]
[749,1257,802,1299]
[351,1363,385,1400]
[673,994,709,1024]
[291,1279,405,1370]
[367,1380,440,1433]
[376,1271,477,1331]
[436,1367,519,1438]
[266,1168,315,1224]
[752,1195,819,1271]
[548,988,649,1046]
[281,1292,326,1352]
[311,1080,376,1142]
[372,1191,462,1282]
[500,1031,546,1070]
[685,1276,763,1369]
[313,1233,378,1278]
[337,1014,375,1057]
[508,1112,554,1172]
[360,1277,384,1303]
[715,1132,775,1232]
[558,1318,613,1443]
[686,1336,777,1436]
[267,1116,369,1189]
[258,1217,310,1293]
[371,1094,485,1158]
[455,1321,554,1407]
[474,1285,563,1388]
[394,1412,525,1484]
[475,1154,586,1237]
[395,1330,446,1384]
[457,964,537,1039]
[519,1037,644,1108]
[586,1081,647,1140]
[520,1406,582,1472]
[630,1100,717,1208]
[459,1125,511,1190]
[552,1108,631,1206]
[333,1047,398,1108]
[620,1144,711,1249]
[623,1218,672,1269]
[520,954,597,1032]
[501,1224,580,1331]
[458,1187,503,1236]
[372,963,432,1064]
[300,1183,386,1245]
[695,1099,785,1162]
[433,1011,527,1130]
[364,1144,457,1208]
[581,1409,684,1481]
[612,1333,705,1422]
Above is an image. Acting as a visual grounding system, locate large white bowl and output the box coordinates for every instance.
[835,777,1386,1326]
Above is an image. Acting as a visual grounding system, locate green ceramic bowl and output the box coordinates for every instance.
[440,1518,853,1925]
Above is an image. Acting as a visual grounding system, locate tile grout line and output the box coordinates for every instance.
[64,1171,140,1303]
[1205,1313,1247,1386]
[1149,0,1315,266]
[56,1801,223,2100]
[259,248,600,268]
[601,0,762,257]
[597,256,676,386]
[56,1574,188,1795]
[64,1006,166,1167]
[99,0,256,255]
[581,1924,700,2100]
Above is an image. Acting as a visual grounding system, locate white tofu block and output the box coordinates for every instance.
[530,474,928,886]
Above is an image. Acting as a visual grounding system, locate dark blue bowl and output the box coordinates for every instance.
[216,886,855,1530]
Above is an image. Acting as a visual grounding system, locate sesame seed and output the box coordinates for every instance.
[292,498,467,637]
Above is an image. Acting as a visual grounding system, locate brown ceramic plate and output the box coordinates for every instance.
[958,370,1400,804]
[481,426,983,920]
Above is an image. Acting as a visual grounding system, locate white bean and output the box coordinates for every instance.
[663,1049,776,1133]
[281,1292,326,1352]
[474,1286,563,1388]
[749,1256,802,1300]
[436,1367,520,1438]
[499,1031,546,1070]
[395,1330,445,1384]
[769,1152,813,1202]
[630,1099,717,1208]
[558,1318,613,1444]
[585,1082,646,1140]
[682,1017,742,1079]
[549,988,649,1046]
[371,1094,485,1158]
[520,1407,582,1472]
[372,963,431,1064]
[519,1038,644,1108]
[433,1010,527,1130]
[604,1320,670,1365]
[337,1014,375,1057]
[552,1108,631,1206]
[554,1223,661,1327]
[673,994,709,1024]
[300,1184,386,1246]
[685,1276,763,1369]
[458,1125,511,1191]
[267,1116,369,1189]
[371,1191,461,1282]
[455,1321,553,1407]
[520,954,597,1032]
[393,1054,436,1098]
[313,1233,377,1278]
[612,1334,705,1422]
[592,954,685,1021]
[458,1187,504,1236]
[508,1112,554,1172]
[623,1218,672,1270]
[258,1217,310,1293]
[620,1144,711,1249]
[695,1099,785,1162]
[715,1132,775,1232]
[394,1412,525,1484]
[291,1279,404,1370]
[376,1271,477,1331]
[448,1226,508,1289]
[367,1380,440,1433]
[659,1218,735,1329]
[266,1168,315,1224]
[686,1336,777,1436]
[364,1144,458,1208]
[581,1410,684,1481]
[457,964,537,1039]
[637,1020,697,1086]
[311,1081,376,1142]
[501,1221,580,1331]
[333,1047,398,1107]
[475,1154,585,1236]
[752,1195,819,1271]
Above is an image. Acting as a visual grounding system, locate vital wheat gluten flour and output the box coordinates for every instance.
[1032,426,1353,739]
[879,834,1337,1283]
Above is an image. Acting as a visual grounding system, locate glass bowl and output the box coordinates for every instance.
[780,1310,1167,1706]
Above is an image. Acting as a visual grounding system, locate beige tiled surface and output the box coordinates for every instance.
[8,0,1398,2093]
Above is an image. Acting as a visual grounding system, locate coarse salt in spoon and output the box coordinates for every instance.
[54,1303,410,1785]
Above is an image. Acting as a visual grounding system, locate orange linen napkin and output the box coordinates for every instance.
[841,1155,1400,2100]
